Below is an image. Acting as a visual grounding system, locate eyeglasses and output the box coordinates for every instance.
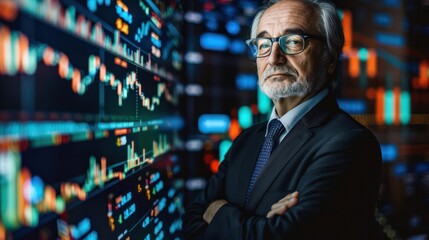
[246,33,325,58]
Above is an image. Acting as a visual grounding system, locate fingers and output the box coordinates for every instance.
[270,196,297,210]
[266,206,286,218]
[278,191,299,203]
[266,199,296,218]
[266,191,299,218]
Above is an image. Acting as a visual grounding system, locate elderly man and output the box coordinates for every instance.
[184,0,382,239]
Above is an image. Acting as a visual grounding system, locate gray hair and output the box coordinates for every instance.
[250,0,344,90]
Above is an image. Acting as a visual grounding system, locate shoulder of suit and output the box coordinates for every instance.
[234,121,266,139]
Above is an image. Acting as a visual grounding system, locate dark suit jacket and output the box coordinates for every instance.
[184,94,382,239]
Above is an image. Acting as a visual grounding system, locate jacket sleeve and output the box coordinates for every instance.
[182,149,230,239]
[201,129,381,239]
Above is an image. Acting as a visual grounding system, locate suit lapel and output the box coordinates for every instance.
[245,93,338,210]
[238,124,266,206]
[245,121,312,210]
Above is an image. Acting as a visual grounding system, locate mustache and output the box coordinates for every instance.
[262,66,298,80]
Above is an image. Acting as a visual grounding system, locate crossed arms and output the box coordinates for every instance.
[183,130,381,239]
[203,191,299,224]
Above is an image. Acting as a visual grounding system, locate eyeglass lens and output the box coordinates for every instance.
[252,35,305,57]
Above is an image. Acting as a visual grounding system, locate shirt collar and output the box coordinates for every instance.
[266,88,329,136]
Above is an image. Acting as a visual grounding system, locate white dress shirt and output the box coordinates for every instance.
[266,88,329,142]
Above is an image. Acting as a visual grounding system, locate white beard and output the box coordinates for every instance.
[259,77,311,100]
[258,65,327,101]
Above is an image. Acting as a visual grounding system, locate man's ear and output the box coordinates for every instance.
[327,53,337,74]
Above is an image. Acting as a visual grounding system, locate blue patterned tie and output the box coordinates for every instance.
[246,119,285,203]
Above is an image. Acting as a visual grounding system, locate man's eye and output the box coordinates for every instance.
[286,40,300,45]
[259,43,270,49]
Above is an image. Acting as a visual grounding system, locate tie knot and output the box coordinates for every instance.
[267,119,285,140]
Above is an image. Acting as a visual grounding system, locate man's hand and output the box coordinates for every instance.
[203,199,228,224]
[266,191,299,218]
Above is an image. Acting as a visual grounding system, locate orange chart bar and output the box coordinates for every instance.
[348,50,360,78]
[342,10,353,53]
[419,60,428,89]
[0,1,19,21]
[0,223,5,240]
[375,87,385,125]
[367,49,377,78]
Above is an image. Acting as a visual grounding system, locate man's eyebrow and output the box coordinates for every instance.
[256,31,269,38]
[256,28,306,38]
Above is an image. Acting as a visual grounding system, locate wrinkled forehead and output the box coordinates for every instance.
[257,0,320,37]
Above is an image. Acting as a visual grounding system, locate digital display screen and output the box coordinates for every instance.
[0,0,184,239]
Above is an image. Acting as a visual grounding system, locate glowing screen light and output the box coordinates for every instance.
[337,99,367,114]
[400,91,411,124]
[358,48,369,61]
[186,178,207,191]
[238,106,252,129]
[380,144,398,162]
[219,140,232,163]
[23,176,44,205]
[257,88,272,114]
[374,12,392,27]
[0,0,184,238]
[184,11,203,24]
[229,39,246,54]
[376,32,405,47]
[384,89,395,125]
[200,32,230,51]
[185,139,204,151]
[221,5,237,16]
[393,163,407,177]
[225,20,240,35]
[236,74,257,90]
[198,114,230,134]
[414,162,429,174]
[185,84,203,96]
[383,0,401,7]
[185,51,203,64]
[205,20,218,31]
[87,0,111,12]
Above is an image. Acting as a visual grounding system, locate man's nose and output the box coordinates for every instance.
[267,42,286,65]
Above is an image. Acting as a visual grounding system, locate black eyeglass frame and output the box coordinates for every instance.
[245,33,326,58]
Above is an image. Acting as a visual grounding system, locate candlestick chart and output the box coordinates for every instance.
[0,0,184,239]
[334,3,429,237]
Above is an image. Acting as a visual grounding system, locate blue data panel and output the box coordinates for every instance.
[0,0,184,239]
[198,114,231,134]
